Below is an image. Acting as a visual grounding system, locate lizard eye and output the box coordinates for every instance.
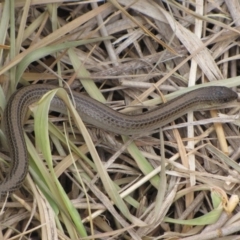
[222,98,229,103]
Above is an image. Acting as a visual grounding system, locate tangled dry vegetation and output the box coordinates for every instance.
[0,0,240,239]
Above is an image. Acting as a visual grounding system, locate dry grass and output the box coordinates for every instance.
[0,0,240,239]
